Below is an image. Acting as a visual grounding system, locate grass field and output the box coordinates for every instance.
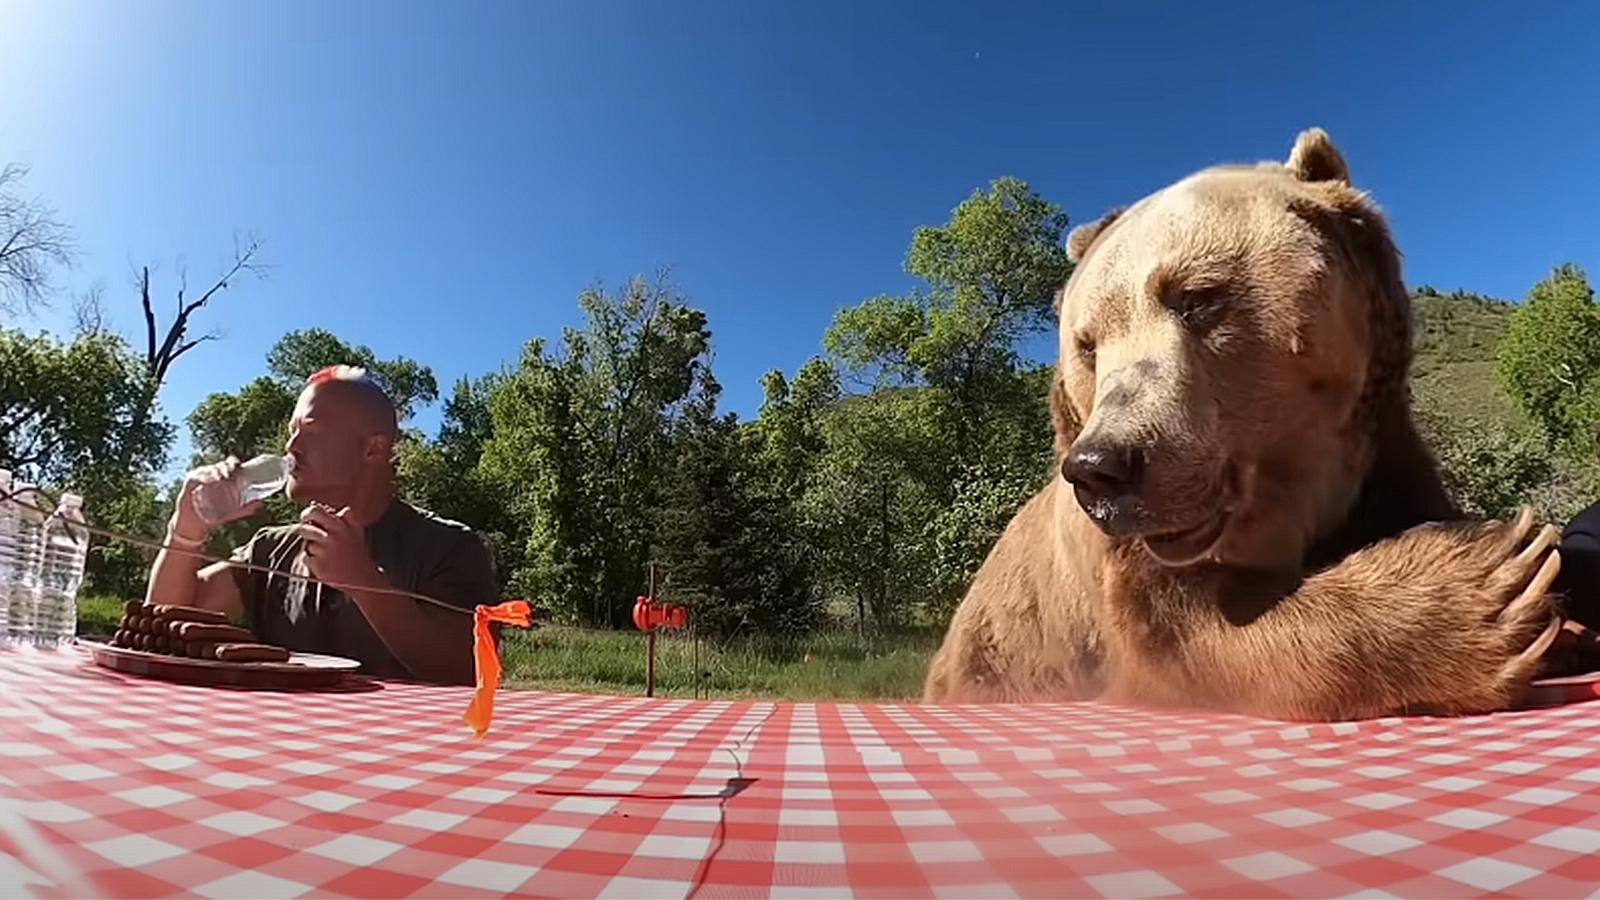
[500,625,941,701]
[78,594,125,636]
[76,594,941,701]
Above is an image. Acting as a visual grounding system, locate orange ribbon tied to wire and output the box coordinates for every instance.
[463,599,533,739]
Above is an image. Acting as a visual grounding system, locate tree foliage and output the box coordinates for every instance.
[395,372,509,575]
[1498,264,1600,455]
[826,177,1070,400]
[0,328,173,489]
[265,327,439,420]
[477,273,712,627]
[188,328,440,463]
[0,327,175,594]
[1415,282,1598,525]
[655,376,821,641]
[813,177,1068,620]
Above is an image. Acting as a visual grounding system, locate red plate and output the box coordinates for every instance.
[85,638,360,689]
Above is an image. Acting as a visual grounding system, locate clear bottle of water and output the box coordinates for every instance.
[37,493,88,649]
[3,478,48,647]
[0,468,14,642]
[193,454,289,526]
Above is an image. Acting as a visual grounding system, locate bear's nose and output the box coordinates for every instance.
[1061,443,1147,506]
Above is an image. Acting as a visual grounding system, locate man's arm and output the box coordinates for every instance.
[298,505,484,685]
[1558,500,1600,630]
[346,580,477,685]
[146,547,246,621]
[145,458,264,622]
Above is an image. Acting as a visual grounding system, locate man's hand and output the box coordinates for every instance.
[295,503,472,684]
[149,457,261,620]
[170,457,265,544]
[297,504,384,590]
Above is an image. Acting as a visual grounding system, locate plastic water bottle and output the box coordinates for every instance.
[36,493,89,649]
[0,468,14,641]
[3,478,48,647]
[193,454,289,526]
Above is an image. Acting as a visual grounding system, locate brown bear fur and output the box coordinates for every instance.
[923,128,1566,720]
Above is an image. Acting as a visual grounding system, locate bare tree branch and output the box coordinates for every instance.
[0,163,76,316]
[143,234,268,384]
[141,266,157,365]
[167,332,220,368]
[71,282,109,336]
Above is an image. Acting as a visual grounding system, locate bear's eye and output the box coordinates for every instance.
[1173,285,1229,331]
[1075,334,1096,363]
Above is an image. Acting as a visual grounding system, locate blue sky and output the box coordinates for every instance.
[5,0,1598,474]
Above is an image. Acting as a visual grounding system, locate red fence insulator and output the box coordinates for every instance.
[633,596,688,632]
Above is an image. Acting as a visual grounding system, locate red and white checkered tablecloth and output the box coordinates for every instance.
[5,648,1600,898]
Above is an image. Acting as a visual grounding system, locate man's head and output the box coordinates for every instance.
[284,365,399,508]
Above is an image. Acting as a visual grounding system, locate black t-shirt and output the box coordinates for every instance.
[227,499,497,680]
[1559,499,1600,630]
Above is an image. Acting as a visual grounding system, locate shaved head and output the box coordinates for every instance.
[302,365,398,441]
[305,378,398,442]
[284,366,400,508]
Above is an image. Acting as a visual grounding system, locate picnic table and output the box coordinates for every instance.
[5,646,1600,898]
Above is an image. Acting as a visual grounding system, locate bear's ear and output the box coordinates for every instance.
[1286,127,1350,184]
[1066,207,1124,264]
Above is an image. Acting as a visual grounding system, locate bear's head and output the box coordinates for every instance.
[1054,128,1414,570]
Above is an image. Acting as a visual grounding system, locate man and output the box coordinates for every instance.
[145,365,497,685]
[1559,434,1600,631]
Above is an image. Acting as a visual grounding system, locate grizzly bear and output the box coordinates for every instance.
[923,128,1566,720]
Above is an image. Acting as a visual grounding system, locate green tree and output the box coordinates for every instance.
[84,475,173,600]
[0,327,175,594]
[187,377,298,463]
[1415,407,1555,519]
[798,389,941,629]
[396,372,511,580]
[478,273,711,627]
[394,373,503,511]
[0,328,173,489]
[1498,264,1600,454]
[188,328,439,461]
[265,328,438,421]
[750,358,840,499]
[824,176,1071,455]
[812,177,1070,621]
[656,375,820,641]
[921,365,1052,606]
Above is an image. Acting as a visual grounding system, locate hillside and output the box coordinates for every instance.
[1410,289,1521,428]
[1408,288,1597,522]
